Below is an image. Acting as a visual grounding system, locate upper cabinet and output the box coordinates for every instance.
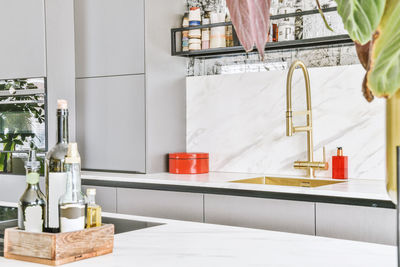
[74,0,145,78]
[0,0,46,79]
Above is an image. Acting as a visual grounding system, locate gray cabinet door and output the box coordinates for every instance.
[204,194,315,235]
[0,0,46,79]
[74,0,145,78]
[316,203,396,245]
[76,74,146,172]
[81,185,117,213]
[117,188,203,222]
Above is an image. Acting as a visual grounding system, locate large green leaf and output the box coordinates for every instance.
[367,0,400,97]
[335,0,386,45]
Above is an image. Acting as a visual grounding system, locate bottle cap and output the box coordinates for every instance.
[337,147,343,156]
[57,99,68,110]
[86,188,96,195]
[65,143,81,164]
[25,150,40,169]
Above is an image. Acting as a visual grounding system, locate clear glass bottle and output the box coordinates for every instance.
[18,150,46,232]
[86,188,102,228]
[45,99,69,232]
[59,143,87,233]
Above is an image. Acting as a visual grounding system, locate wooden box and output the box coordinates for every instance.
[4,224,114,266]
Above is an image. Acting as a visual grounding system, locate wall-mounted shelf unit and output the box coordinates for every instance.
[171,7,354,58]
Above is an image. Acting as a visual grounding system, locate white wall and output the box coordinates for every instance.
[187,64,385,179]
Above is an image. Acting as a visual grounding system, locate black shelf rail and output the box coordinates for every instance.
[171,6,353,58]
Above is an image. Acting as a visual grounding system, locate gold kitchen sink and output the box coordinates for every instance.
[231,177,345,188]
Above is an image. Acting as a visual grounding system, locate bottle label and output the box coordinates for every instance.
[24,206,43,232]
[60,204,85,232]
[27,172,40,184]
[48,172,67,228]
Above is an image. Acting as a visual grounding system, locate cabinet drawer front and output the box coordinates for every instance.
[76,75,146,172]
[117,188,203,222]
[316,203,396,245]
[204,194,315,235]
[81,185,116,213]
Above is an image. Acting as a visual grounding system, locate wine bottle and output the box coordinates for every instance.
[59,143,87,233]
[45,99,69,232]
[86,188,102,228]
[18,150,46,232]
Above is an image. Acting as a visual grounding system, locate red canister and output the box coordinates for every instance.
[169,153,209,174]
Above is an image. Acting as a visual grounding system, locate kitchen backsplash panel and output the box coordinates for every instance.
[186,64,385,179]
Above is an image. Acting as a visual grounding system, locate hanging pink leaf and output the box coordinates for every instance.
[226,0,271,59]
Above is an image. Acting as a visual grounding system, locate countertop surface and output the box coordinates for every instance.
[0,208,396,267]
[81,171,392,203]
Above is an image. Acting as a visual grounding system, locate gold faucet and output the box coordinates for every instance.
[286,60,328,178]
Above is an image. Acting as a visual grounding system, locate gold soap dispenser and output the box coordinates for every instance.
[86,188,102,228]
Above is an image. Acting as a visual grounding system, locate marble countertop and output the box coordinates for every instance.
[81,171,392,203]
[0,210,396,267]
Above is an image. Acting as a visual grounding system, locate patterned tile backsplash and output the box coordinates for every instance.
[187,44,359,76]
[186,64,385,179]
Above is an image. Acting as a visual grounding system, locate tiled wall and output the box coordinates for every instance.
[186,64,385,179]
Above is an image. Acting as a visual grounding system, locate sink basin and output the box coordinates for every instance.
[231,176,345,188]
[101,216,163,234]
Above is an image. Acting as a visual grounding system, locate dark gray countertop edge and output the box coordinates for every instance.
[82,179,396,209]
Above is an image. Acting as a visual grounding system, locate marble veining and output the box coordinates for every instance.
[187,64,386,179]
[0,208,395,267]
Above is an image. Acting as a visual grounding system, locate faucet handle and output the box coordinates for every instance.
[321,146,329,170]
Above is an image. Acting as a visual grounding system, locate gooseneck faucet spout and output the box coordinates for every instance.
[286,60,328,178]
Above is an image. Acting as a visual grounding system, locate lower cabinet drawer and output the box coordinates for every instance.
[204,194,315,235]
[81,185,117,213]
[117,188,203,222]
[316,203,396,245]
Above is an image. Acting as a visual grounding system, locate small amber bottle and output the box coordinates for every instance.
[86,188,102,228]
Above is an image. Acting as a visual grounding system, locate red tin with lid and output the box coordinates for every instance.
[169,153,209,174]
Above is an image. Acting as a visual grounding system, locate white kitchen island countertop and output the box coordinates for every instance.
[82,171,392,202]
[0,211,396,267]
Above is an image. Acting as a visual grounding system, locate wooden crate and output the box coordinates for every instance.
[4,224,114,266]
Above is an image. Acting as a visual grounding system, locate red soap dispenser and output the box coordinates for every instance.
[332,147,348,179]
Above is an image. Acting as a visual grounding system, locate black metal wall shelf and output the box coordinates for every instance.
[171,6,354,58]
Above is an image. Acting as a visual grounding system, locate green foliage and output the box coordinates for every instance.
[335,0,386,45]
[367,0,400,97]
[0,79,45,173]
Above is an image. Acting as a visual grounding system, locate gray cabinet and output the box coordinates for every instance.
[76,75,146,172]
[74,0,145,78]
[0,0,46,79]
[204,194,315,235]
[74,0,186,173]
[117,188,203,222]
[81,185,117,213]
[316,203,396,245]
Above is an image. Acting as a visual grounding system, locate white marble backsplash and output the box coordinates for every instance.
[187,64,386,179]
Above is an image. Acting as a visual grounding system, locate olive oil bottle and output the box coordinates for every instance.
[18,150,46,232]
[86,188,102,228]
[45,99,69,232]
